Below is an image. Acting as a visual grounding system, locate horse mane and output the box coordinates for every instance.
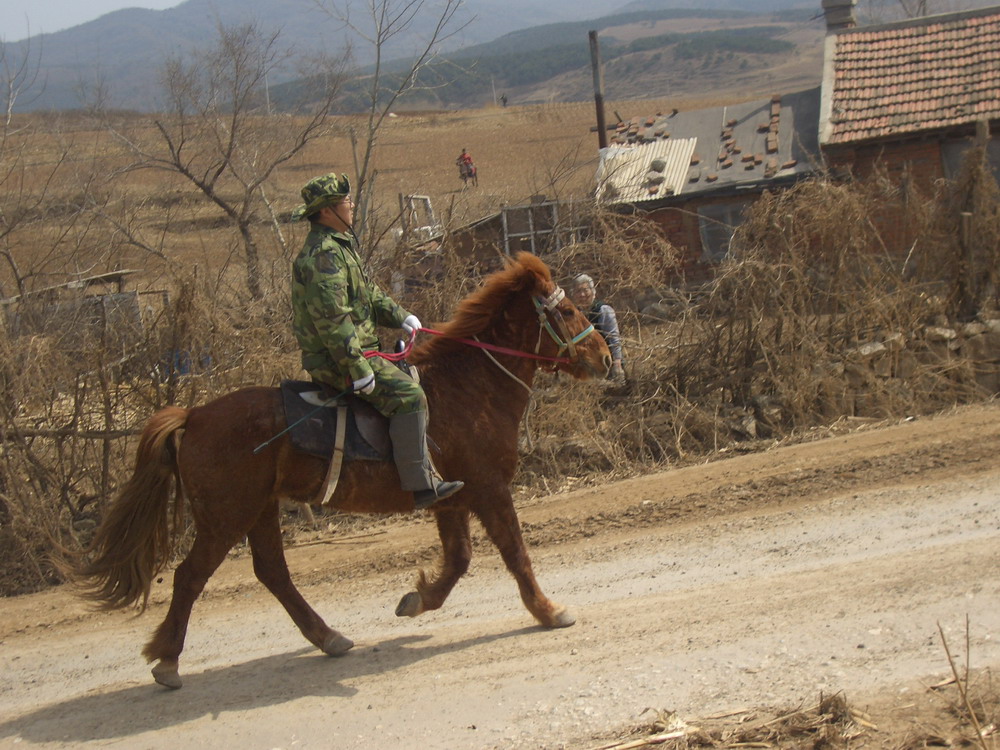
[411,252,552,363]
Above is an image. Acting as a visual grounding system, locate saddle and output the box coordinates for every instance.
[279,380,391,461]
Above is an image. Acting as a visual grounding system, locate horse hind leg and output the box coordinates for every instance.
[247,501,353,657]
[476,492,575,628]
[396,508,472,618]
[143,530,238,689]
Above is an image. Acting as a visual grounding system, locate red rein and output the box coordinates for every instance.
[363,327,571,365]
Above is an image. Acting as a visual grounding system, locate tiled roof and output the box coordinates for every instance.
[596,87,821,205]
[820,6,1000,145]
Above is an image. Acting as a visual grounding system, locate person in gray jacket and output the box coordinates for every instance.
[570,273,624,381]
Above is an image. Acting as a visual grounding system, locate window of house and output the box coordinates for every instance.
[697,201,749,263]
[941,137,1000,183]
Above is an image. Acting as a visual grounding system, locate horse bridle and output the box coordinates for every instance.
[365,284,595,369]
[532,285,595,362]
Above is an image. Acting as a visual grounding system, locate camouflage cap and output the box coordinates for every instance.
[291,172,352,221]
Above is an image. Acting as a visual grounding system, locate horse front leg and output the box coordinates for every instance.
[396,507,472,618]
[475,490,575,628]
[247,501,353,657]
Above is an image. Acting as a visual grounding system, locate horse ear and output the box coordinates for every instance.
[511,252,553,294]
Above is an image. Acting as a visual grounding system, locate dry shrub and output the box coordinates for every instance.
[916,142,1000,320]
[546,209,683,297]
[0,264,301,595]
[3,142,1000,595]
[510,160,1000,498]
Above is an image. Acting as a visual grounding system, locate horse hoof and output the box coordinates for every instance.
[151,660,183,690]
[546,607,576,628]
[395,591,424,618]
[322,632,354,657]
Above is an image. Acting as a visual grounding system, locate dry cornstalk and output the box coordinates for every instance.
[938,618,989,750]
[701,708,751,720]
[758,703,819,728]
[850,711,879,731]
[288,530,389,548]
[589,729,691,750]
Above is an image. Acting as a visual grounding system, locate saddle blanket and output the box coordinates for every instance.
[279,380,390,461]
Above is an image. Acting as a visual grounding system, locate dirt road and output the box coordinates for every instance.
[1,404,999,749]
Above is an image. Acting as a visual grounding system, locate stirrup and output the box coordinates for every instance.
[413,480,464,510]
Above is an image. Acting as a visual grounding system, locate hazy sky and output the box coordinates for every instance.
[1,0,182,40]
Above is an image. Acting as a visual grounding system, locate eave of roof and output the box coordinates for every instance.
[819,4,1000,145]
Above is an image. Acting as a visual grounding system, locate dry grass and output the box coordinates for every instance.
[2,100,1000,596]
[586,662,998,750]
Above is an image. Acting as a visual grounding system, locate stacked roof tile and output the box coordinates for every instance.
[596,87,821,205]
[820,6,1000,144]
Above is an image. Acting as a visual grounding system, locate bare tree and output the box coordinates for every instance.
[0,36,47,298]
[98,22,348,299]
[1,38,113,302]
[315,0,470,250]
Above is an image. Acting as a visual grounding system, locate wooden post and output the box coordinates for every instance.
[959,211,975,321]
[976,119,990,147]
[589,30,608,150]
[398,192,408,242]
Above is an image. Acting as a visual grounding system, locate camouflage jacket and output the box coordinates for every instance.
[291,225,410,386]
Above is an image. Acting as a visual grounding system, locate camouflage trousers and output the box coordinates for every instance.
[309,354,426,417]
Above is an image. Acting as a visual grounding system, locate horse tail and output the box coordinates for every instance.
[70,406,190,612]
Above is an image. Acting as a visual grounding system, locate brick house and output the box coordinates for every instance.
[818,2,1000,253]
[595,86,823,284]
[600,0,1000,283]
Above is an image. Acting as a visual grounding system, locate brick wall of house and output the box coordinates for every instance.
[826,139,946,255]
[616,203,712,285]
[833,139,945,189]
[640,194,761,286]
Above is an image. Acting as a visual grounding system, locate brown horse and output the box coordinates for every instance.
[72,252,611,689]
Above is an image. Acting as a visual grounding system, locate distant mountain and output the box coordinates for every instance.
[3,0,820,112]
[305,7,817,112]
[1,0,622,111]
[621,0,813,8]
[6,0,1000,112]
[440,7,811,60]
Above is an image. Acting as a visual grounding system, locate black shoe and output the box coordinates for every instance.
[414,480,465,509]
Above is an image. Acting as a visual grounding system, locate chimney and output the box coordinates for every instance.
[822,0,858,30]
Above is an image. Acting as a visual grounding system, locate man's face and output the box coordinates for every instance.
[571,282,595,308]
[332,196,354,226]
[317,197,354,230]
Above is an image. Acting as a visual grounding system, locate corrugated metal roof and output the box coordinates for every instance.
[596,138,697,204]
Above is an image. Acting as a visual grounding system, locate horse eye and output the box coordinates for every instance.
[560,306,575,319]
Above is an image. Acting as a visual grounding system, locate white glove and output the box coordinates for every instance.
[402,314,422,336]
[353,372,375,395]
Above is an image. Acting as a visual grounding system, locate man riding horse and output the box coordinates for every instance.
[456,148,477,186]
[290,172,464,509]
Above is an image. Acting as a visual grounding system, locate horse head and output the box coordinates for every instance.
[517,254,612,380]
[413,252,612,380]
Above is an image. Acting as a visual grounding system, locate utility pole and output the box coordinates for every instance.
[589,30,608,150]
